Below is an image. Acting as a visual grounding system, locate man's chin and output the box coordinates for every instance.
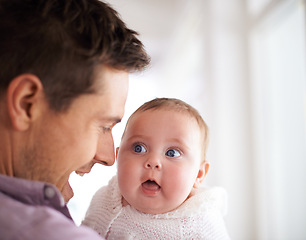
[61,181,74,203]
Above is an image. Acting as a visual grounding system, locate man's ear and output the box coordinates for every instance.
[193,161,210,189]
[7,74,43,131]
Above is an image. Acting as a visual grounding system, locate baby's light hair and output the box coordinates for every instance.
[125,98,209,162]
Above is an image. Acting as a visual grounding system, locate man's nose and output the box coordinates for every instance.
[94,131,116,166]
[76,132,115,175]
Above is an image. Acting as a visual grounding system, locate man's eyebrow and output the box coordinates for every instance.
[105,117,122,124]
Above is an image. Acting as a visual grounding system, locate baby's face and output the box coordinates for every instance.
[117,109,206,214]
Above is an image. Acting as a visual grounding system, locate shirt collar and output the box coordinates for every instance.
[0,174,71,219]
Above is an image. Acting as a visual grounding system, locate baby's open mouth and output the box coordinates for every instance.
[142,180,161,191]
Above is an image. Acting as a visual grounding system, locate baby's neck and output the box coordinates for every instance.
[121,197,129,207]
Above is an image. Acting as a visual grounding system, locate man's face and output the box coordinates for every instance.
[17,65,128,199]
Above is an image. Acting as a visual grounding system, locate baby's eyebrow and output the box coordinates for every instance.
[166,138,190,149]
[125,135,146,141]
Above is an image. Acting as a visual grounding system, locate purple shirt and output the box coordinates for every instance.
[0,174,102,240]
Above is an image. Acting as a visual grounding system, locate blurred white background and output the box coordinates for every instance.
[68,0,306,239]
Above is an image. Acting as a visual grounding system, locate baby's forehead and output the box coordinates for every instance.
[126,109,201,136]
[128,108,200,130]
[122,107,207,146]
[130,107,191,121]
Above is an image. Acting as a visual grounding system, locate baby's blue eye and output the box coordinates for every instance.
[134,144,146,153]
[166,149,180,157]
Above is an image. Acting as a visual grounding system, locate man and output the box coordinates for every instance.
[0,0,150,239]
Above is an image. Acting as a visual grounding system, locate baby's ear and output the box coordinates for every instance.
[193,161,210,188]
[115,147,120,159]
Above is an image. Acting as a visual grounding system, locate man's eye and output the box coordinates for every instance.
[102,127,111,133]
[166,149,181,157]
[134,144,146,153]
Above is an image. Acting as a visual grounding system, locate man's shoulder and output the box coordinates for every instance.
[0,185,102,240]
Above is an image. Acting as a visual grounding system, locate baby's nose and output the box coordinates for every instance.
[144,160,162,170]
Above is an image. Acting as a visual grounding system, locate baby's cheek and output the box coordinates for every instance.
[118,165,138,193]
[168,170,195,195]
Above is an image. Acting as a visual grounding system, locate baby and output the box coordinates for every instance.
[82,98,230,239]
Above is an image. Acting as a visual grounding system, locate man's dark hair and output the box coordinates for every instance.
[0,0,150,111]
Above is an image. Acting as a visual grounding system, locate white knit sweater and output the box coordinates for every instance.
[82,176,230,240]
